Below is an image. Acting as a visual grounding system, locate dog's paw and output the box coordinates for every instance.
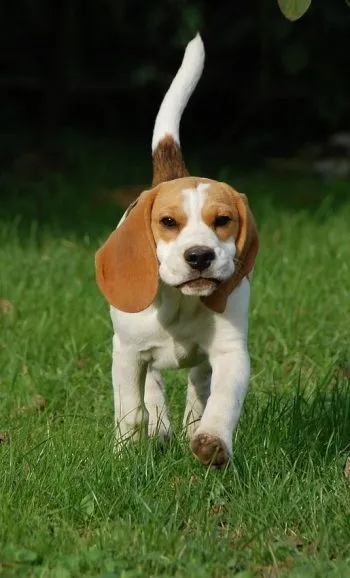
[148,422,172,445]
[113,431,135,455]
[190,433,230,467]
[113,421,143,455]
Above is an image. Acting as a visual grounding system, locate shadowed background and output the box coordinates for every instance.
[1,0,350,180]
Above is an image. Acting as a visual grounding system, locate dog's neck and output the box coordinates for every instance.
[155,280,209,327]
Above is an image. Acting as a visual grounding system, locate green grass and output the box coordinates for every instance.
[1,137,350,577]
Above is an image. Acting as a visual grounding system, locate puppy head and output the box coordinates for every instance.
[95,177,258,314]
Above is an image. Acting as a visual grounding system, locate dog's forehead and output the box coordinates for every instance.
[152,179,191,213]
[152,177,233,215]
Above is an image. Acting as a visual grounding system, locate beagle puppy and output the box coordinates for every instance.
[96,34,259,467]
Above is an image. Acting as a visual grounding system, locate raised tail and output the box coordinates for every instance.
[152,33,205,186]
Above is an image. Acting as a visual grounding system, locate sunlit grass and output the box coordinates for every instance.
[1,150,350,576]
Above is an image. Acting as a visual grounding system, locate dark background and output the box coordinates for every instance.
[1,0,350,159]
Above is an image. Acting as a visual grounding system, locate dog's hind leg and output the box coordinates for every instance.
[144,367,171,442]
[183,361,211,439]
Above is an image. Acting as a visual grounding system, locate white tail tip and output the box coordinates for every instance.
[152,33,205,153]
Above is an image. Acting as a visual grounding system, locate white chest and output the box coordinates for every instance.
[111,292,213,371]
[142,329,206,370]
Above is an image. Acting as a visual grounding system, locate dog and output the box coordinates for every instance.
[95,34,259,467]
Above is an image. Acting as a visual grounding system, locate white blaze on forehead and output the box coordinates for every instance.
[182,182,210,225]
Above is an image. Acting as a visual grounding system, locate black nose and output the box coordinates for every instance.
[184,246,216,271]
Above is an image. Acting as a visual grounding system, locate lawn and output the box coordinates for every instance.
[1,135,350,577]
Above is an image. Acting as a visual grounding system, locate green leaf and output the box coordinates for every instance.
[80,493,95,518]
[58,554,81,571]
[14,548,39,563]
[277,0,311,21]
[50,568,72,578]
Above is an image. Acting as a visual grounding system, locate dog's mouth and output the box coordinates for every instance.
[176,278,221,291]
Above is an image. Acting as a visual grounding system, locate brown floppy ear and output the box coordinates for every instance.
[95,188,159,313]
[203,187,259,314]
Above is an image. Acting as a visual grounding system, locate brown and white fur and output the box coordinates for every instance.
[96,34,259,467]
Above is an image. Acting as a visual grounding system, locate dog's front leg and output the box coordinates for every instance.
[112,335,148,448]
[190,343,250,467]
[183,361,211,438]
[144,367,171,442]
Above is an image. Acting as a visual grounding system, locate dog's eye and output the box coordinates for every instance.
[214,215,231,227]
[160,216,178,228]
